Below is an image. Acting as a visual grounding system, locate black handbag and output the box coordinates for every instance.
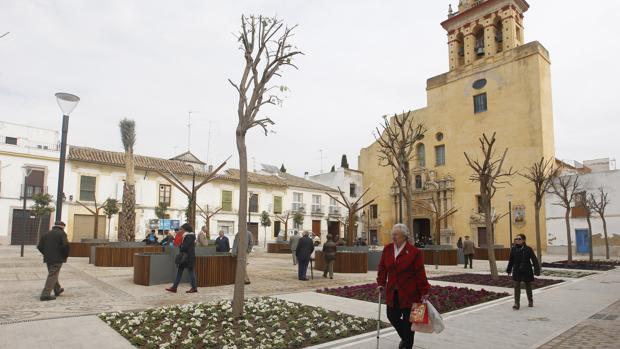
[175,252,188,266]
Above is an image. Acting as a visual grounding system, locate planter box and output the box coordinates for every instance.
[314,251,368,273]
[367,250,383,271]
[95,245,163,267]
[68,241,108,258]
[421,247,458,266]
[267,243,291,254]
[474,247,510,261]
[133,249,236,286]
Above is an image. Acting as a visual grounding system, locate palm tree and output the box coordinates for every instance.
[119,118,136,241]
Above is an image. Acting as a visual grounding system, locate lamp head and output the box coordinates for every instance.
[55,92,80,116]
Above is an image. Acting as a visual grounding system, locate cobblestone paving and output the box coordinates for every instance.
[0,246,382,324]
[538,300,620,349]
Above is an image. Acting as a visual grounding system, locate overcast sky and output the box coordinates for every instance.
[1,0,619,175]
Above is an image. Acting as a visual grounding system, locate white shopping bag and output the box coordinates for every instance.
[411,300,445,334]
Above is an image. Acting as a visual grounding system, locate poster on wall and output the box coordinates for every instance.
[513,205,526,225]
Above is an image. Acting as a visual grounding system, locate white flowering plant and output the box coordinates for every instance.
[99,297,385,348]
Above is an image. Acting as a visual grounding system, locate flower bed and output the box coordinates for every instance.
[428,273,564,289]
[99,297,386,348]
[542,260,616,271]
[316,283,509,314]
[540,269,596,278]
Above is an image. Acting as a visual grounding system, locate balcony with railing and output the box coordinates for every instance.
[20,185,48,199]
[311,205,324,216]
[328,206,341,217]
[291,203,306,213]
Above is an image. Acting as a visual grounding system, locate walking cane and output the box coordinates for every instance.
[376,287,382,349]
[310,259,314,280]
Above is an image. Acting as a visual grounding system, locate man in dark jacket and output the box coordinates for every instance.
[37,221,70,301]
[295,231,314,281]
[322,234,337,279]
[215,230,230,252]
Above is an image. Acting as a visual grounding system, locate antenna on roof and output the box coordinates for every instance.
[206,120,212,166]
[187,111,199,151]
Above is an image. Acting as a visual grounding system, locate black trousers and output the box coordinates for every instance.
[386,290,415,349]
[514,281,533,306]
[464,254,474,268]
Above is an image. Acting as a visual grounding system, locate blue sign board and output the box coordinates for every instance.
[158,219,180,231]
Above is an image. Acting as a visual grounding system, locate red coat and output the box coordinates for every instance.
[173,232,184,247]
[377,242,430,309]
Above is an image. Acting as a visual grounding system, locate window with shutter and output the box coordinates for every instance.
[221,190,233,211]
[273,196,283,214]
[79,176,96,201]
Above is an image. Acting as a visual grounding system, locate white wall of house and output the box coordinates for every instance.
[0,123,61,245]
[309,167,364,237]
[546,170,620,256]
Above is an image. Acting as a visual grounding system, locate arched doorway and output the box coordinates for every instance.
[413,218,431,242]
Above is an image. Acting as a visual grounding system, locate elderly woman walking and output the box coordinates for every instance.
[506,233,540,310]
[377,224,430,349]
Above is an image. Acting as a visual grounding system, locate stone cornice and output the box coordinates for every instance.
[441,0,529,31]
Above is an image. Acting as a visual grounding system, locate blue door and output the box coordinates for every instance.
[575,229,590,254]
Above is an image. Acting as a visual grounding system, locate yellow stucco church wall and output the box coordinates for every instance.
[359,40,555,252]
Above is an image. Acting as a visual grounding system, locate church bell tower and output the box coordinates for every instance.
[443,0,529,70]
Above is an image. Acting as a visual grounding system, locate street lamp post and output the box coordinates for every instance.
[507,193,513,247]
[54,93,80,223]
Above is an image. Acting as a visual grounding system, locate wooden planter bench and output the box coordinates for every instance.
[314,251,368,273]
[421,248,458,266]
[474,247,511,261]
[95,245,163,267]
[133,251,236,287]
[267,243,291,254]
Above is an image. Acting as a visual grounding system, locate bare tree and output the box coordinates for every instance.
[520,157,555,265]
[549,174,581,264]
[589,188,611,259]
[76,197,103,239]
[464,132,515,280]
[583,193,595,262]
[119,119,136,241]
[198,204,222,239]
[274,211,292,240]
[326,187,376,245]
[375,112,426,238]
[413,194,458,244]
[229,15,302,317]
[156,159,228,230]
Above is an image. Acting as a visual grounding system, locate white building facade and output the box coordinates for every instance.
[546,162,620,257]
[309,166,368,241]
[0,122,61,245]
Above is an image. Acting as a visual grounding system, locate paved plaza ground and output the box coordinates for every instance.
[0,246,618,348]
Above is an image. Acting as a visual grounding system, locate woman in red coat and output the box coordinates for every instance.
[173,229,184,247]
[377,224,430,349]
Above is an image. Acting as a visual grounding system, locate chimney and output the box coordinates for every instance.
[304,171,309,180]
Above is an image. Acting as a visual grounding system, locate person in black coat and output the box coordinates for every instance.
[37,221,70,301]
[215,230,230,252]
[295,231,315,281]
[166,223,197,293]
[506,234,540,310]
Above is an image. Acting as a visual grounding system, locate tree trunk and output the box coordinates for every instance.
[232,131,248,318]
[284,221,289,241]
[36,216,43,243]
[119,183,136,241]
[94,211,99,239]
[565,209,573,263]
[534,204,543,267]
[485,205,499,280]
[602,216,610,260]
[347,212,355,245]
[403,178,414,241]
[586,216,593,262]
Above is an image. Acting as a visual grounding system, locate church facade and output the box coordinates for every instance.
[359,0,555,250]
